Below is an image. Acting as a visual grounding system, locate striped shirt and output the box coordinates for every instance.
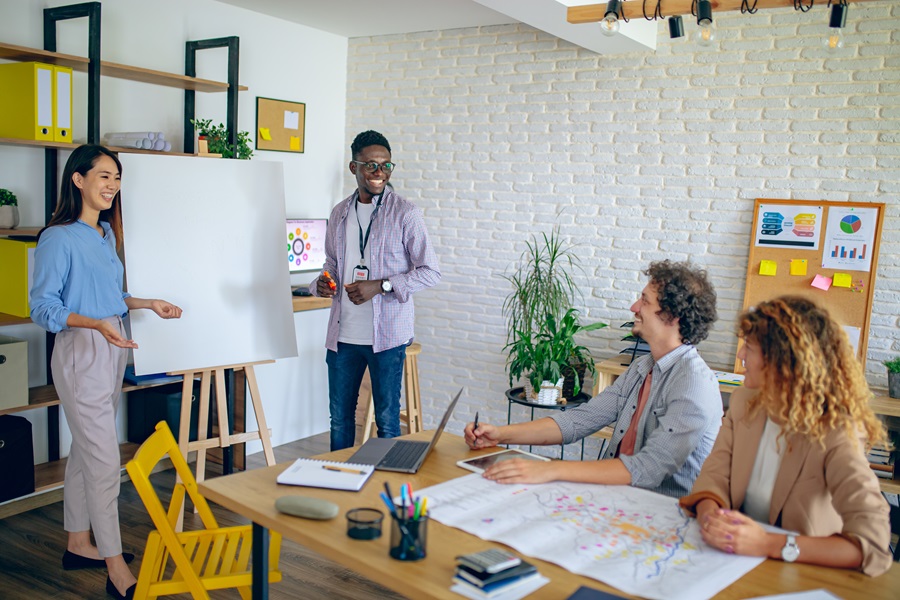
[315,188,440,353]
[550,344,722,498]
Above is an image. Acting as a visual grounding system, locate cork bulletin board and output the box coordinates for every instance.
[735,199,885,373]
[255,96,305,153]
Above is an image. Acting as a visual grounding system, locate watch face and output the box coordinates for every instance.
[382,279,392,292]
[781,536,800,562]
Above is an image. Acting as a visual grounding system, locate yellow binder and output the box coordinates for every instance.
[53,65,73,143]
[0,238,37,318]
[0,62,55,142]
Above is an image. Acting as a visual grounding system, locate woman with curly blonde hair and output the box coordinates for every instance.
[680,295,892,576]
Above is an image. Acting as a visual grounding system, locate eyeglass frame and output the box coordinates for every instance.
[350,160,396,174]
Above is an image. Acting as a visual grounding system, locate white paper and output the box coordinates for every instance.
[422,474,765,600]
[821,205,878,272]
[748,591,843,600]
[755,204,823,250]
[842,326,861,356]
[451,575,549,600]
[284,110,300,130]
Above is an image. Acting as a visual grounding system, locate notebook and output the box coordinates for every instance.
[276,458,374,491]
[347,388,463,473]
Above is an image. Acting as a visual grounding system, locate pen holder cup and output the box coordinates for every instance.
[389,515,428,561]
[346,508,384,540]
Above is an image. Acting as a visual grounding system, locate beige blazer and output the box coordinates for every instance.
[680,386,892,576]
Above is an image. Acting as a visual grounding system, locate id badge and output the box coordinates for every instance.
[352,265,369,282]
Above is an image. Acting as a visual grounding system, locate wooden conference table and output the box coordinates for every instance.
[199,431,899,600]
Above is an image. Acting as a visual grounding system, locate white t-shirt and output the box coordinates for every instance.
[338,199,377,345]
[742,418,785,523]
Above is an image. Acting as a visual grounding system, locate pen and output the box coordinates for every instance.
[474,411,479,432]
[322,465,366,475]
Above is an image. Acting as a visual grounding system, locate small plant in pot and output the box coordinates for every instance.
[190,118,253,159]
[0,188,19,229]
[506,309,606,403]
[885,357,900,399]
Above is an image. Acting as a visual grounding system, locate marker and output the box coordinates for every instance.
[322,465,366,475]
[322,270,337,291]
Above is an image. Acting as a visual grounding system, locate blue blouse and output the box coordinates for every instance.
[30,220,130,333]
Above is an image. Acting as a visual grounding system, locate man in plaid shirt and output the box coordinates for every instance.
[312,130,440,450]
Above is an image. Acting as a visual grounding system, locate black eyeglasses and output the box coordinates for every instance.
[351,160,395,174]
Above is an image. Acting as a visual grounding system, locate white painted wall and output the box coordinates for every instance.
[344,6,900,443]
[0,0,347,462]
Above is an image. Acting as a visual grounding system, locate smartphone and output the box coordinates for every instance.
[456,448,550,473]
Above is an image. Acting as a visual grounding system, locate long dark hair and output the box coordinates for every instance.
[38,144,124,250]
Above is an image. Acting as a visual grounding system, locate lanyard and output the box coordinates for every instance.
[355,193,382,267]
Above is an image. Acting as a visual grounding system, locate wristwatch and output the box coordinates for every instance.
[781,534,800,563]
[381,279,393,294]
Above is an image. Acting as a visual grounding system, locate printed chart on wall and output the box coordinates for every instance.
[286,219,326,273]
[739,199,884,372]
[420,474,765,600]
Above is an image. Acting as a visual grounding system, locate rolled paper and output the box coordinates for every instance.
[152,139,166,151]
[163,141,171,152]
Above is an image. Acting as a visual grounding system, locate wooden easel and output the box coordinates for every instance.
[167,360,277,486]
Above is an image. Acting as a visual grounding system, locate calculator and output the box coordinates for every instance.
[456,548,522,574]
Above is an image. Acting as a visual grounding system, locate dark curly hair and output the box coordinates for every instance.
[644,260,717,345]
[351,130,391,159]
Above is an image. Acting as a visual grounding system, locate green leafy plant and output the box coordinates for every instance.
[884,357,900,374]
[190,118,253,159]
[506,310,606,398]
[0,189,17,206]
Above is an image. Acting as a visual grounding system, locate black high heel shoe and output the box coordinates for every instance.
[62,550,135,570]
[106,576,136,600]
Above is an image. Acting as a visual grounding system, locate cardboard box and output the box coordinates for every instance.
[0,238,36,318]
[0,335,28,411]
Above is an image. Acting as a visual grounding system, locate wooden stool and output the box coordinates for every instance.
[362,342,422,442]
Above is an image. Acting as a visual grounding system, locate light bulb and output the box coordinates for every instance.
[693,24,716,46]
[824,28,844,51]
[600,15,620,37]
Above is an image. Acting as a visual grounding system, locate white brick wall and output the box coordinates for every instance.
[346,4,900,435]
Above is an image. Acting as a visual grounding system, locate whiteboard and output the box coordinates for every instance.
[119,154,298,375]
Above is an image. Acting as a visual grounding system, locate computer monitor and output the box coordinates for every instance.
[286,218,327,273]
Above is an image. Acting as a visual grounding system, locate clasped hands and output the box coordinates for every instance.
[316,274,381,305]
[697,501,771,557]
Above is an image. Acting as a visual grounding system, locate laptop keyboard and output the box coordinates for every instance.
[379,440,429,470]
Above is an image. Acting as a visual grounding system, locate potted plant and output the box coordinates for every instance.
[506,309,606,402]
[0,188,19,229]
[502,229,605,402]
[190,118,253,159]
[885,357,900,399]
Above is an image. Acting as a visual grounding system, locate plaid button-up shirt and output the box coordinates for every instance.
[313,188,440,353]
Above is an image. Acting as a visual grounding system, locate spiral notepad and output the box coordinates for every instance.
[276,458,374,491]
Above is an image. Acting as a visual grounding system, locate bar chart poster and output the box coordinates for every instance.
[822,205,877,271]
[754,203,823,249]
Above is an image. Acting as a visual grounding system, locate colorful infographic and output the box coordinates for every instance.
[285,218,327,273]
[754,204,823,249]
[822,206,877,272]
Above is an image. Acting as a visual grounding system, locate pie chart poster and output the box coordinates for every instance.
[822,205,878,272]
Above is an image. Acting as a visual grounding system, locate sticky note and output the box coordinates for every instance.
[258,127,272,141]
[833,273,851,288]
[811,274,832,291]
[790,259,807,276]
[759,260,777,276]
[290,136,301,151]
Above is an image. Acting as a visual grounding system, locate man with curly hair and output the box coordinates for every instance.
[465,260,722,498]
[312,130,440,450]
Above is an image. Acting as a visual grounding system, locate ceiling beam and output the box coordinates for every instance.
[568,0,880,23]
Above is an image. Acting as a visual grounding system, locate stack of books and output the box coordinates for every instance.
[868,444,895,480]
[452,549,541,599]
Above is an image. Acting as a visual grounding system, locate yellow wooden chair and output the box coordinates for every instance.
[126,421,282,599]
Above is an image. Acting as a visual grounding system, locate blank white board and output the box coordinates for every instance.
[119,154,297,375]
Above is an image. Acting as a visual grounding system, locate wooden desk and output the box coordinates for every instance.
[199,432,900,600]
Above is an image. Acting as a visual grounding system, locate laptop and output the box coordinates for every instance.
[347,388,463,473]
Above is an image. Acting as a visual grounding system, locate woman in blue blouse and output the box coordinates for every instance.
[30,145,182,600]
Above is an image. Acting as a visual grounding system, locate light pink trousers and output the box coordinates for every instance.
[52,315,128,558]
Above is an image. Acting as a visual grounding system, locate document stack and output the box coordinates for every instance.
[451,549,543,599]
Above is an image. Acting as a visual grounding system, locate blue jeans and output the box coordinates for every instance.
[326,342,408,451]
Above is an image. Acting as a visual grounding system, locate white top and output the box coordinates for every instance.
[742,418,785,523]
[338,200,377,344]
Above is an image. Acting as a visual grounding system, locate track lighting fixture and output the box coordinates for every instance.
[601,0,621,37]
[693,0,716,46]
[668,16,685,39]
[824,1,848,52]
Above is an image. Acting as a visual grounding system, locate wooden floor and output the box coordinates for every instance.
[0,431,407,599]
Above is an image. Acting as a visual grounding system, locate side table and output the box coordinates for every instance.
[506,387,592,459]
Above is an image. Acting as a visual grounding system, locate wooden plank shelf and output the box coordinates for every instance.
[0,227,40,237]
[0,42,247,93]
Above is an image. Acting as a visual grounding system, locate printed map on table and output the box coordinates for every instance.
[421,474,765,600]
